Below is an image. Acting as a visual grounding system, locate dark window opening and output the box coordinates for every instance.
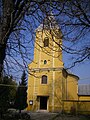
[41,75,47,84]
[44,37,49,47]
[44,60,47,64]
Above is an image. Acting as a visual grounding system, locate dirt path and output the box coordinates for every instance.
[29,112,57,120]
[28,112,90,120]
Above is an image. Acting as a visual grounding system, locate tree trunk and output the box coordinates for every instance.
[19,109,21,114]
[0,0,14,77]
[0,107,3,119]
[0,44,6,77]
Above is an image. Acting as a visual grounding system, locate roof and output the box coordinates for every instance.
[78,84,90,96]
[63,68,79,80]
[36,12,60,31]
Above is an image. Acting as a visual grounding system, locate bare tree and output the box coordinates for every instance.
[0,0,46,78]
[50,0,90,67]
[0,0,90,79]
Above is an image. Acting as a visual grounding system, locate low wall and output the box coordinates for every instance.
[63,100,90,115]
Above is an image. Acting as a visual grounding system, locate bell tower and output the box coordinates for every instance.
[27,14,64,112]
[32,14,63,69]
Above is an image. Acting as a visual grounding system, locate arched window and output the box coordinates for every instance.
[44,60,47,64]
[44,37,49,47]
[41,75,47,84]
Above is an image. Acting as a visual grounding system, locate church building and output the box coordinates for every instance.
[27,14,79,112]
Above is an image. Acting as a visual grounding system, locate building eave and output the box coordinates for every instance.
[63,68,79,80]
